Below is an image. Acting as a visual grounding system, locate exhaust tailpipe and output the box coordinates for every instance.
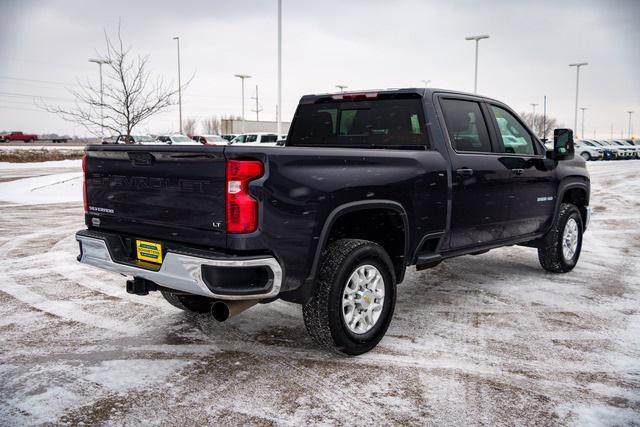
[211,299,259,322]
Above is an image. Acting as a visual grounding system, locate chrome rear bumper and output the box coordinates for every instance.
[76,233,282,300]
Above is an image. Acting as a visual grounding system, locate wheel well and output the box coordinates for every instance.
[326,208,406,281]
[561,188,588,226]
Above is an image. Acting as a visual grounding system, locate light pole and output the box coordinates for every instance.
[580,107,587,139]
[530,103,538,134]
[569,62,588,136]
[173,36,182,134]
[88,58,111,140]
[421,79,431,88]
[234,74,251,133]
[465,35,490,94]
[627,111,634,138]
[335,85,348,93]
[277,0,282,137]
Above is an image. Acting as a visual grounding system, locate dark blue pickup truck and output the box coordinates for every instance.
[76,88,591,355]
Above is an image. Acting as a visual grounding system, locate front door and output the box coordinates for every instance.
[486,103,557,237]
[439,97,514,250]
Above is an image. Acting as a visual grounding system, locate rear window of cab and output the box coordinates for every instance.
[288,97,429,148]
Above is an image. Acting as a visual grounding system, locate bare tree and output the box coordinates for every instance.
[43,22,188,138]
[182,118,197,135]
[200,115,220,134]
[520,112,560,140]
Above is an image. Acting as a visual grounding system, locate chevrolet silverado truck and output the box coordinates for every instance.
[76,88,591,355]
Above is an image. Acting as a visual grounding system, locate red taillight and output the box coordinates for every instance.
[82,154,88,213]
[226,160,264,233]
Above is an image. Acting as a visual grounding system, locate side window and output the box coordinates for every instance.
[490,106,535,155]
[440,99,493,153]
[245,134,257,142]
[262,134,277,143]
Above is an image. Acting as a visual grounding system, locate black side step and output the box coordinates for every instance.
[416,254,443,271]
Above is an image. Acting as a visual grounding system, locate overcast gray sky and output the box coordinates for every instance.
[1,0,639,138]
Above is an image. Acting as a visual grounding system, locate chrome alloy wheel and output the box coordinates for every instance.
[342,265,385,334]
[562,217,579,261]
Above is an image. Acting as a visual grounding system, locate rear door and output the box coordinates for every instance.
[438,96,513,249]
[85,145,227,248]
[485,103,556,237]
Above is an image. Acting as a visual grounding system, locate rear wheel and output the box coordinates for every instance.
[580,152,591,161]
[303,239,397,355]
[160,289,214,313]
[538,203,583,273]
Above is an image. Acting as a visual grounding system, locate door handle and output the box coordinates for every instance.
[511,168,524,175]
[456,168,474,177]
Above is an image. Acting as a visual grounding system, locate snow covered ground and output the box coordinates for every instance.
[0,161,638,425]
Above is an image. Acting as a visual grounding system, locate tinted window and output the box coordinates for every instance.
[245,134,258,142]
[288,98,428,148]
[491,106,535,155]
[261,134,277,142]
[441,99,492,153]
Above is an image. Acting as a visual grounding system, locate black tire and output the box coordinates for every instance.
[160,289,213,313]
[302,239,397,356]
[538,203,583,273]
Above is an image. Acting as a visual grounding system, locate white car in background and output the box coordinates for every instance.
[191,134,229,145]
[593,140,623,159]
[155,135,200,145]
[575,140,603,161]
[230,132,280,146]
[613,139,639,158]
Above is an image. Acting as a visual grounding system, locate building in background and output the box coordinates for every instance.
[221,119,291,135]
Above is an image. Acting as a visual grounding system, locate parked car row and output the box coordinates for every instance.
[544,138,638,160]
[101,132,286,147]
[577,139,639,160]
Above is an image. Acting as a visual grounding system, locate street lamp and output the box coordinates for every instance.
[335,85,348,93]
[234,74,252,133]
[88,58,111,140]
[580,107,587,140]
[465,34,490,94]
[421,79,431,88]
[530,103,538,134]
[277,0,282,137]
[569,62,588,136]
[628,111,634,138]
[173,36,182,134]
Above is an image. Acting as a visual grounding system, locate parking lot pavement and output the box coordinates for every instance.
[0,161,638,425]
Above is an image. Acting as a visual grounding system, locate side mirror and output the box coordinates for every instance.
[552,128,574,160]
[276,139,286,146]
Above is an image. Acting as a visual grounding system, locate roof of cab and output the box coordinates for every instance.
[298,87,501,105]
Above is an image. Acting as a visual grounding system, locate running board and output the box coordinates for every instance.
[415,254,443,271]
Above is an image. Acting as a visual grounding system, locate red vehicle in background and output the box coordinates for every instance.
[0,131,39,142]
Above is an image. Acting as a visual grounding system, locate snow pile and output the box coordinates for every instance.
[0,159,81,170]
[0,172,82,204]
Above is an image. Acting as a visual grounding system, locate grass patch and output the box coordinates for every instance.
[0,149,85,163]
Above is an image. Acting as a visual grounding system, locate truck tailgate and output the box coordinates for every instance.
[85,146,227,249]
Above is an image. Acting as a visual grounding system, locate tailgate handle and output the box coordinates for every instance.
[128,152,155,166]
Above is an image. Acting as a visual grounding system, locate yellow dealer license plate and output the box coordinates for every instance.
[136,240,163,264]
